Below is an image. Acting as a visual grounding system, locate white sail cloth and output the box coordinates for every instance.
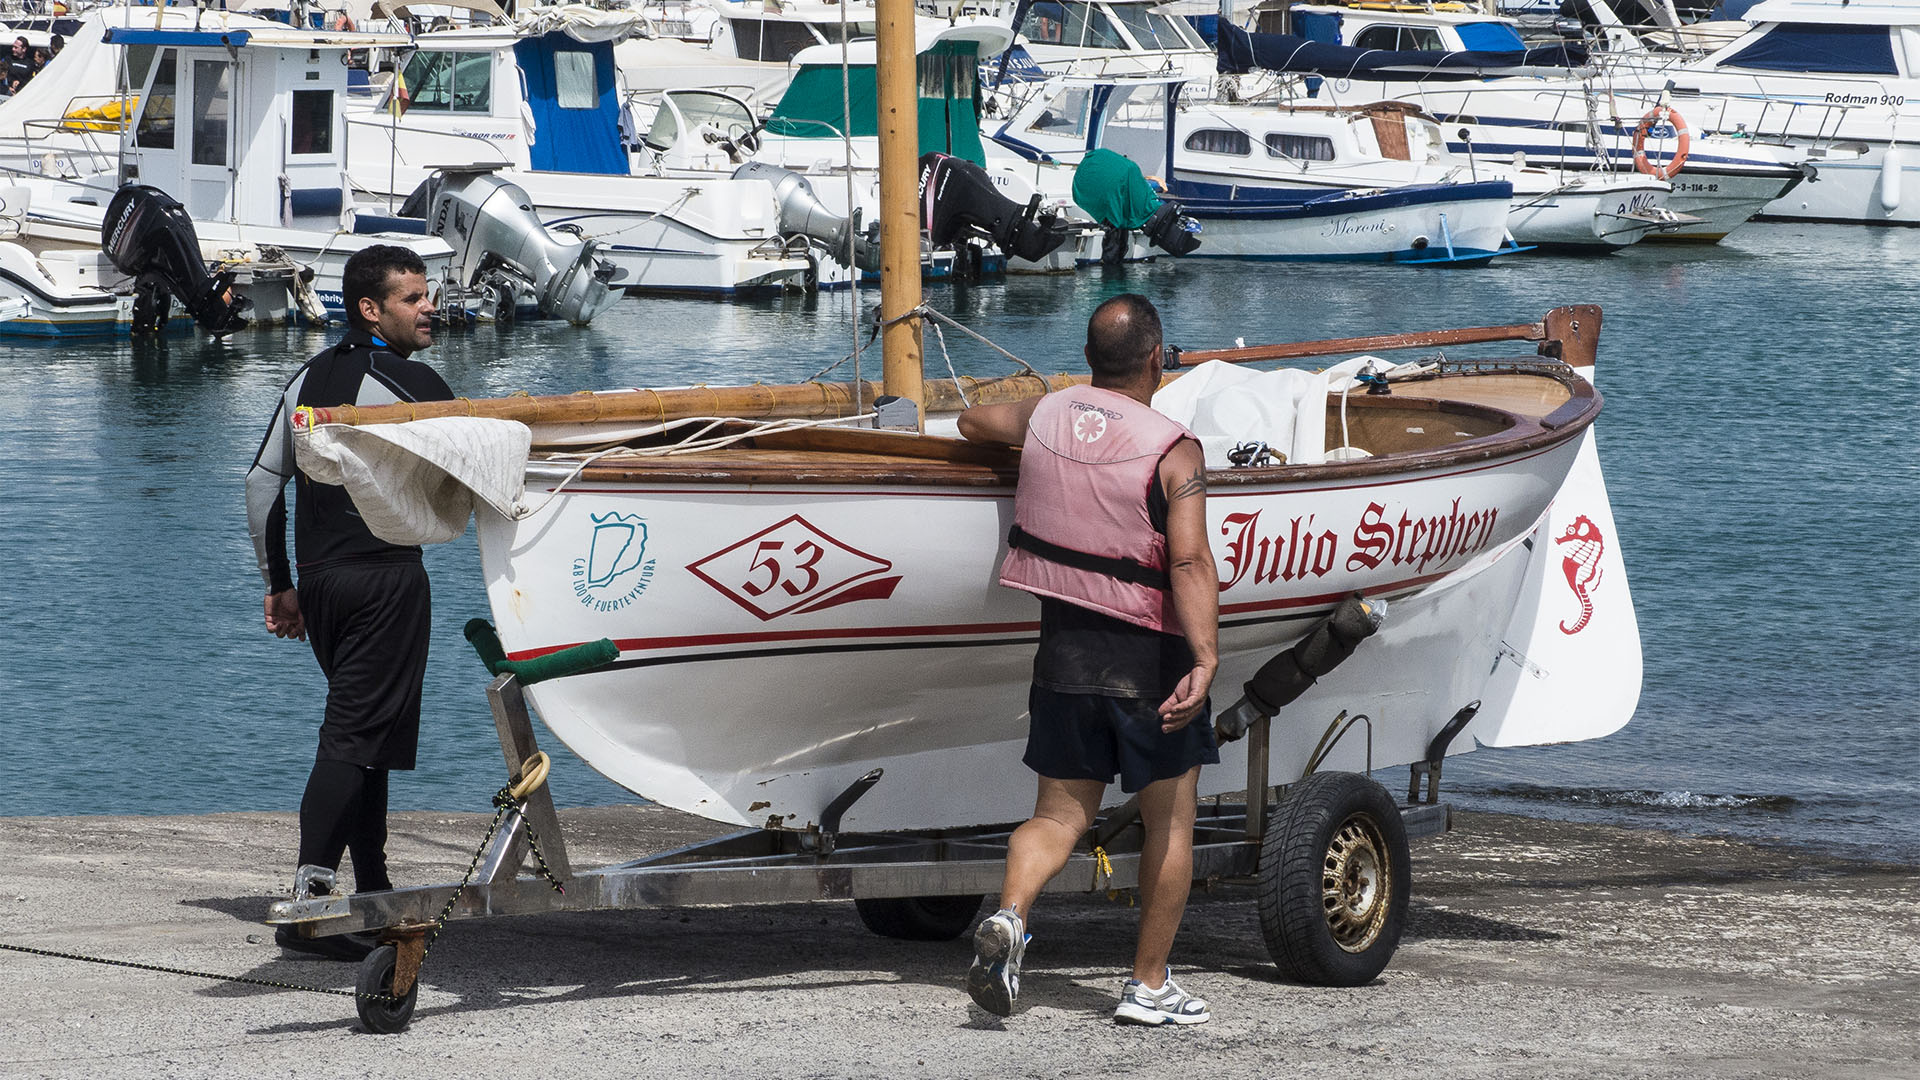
[1152,356,1380,468]
[294,417,532,545]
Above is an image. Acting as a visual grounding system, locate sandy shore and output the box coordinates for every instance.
[0,804,1914,1079]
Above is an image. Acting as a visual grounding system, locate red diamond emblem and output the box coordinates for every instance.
[687,515,902,621]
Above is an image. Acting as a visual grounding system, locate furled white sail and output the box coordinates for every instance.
[294,416,531,545]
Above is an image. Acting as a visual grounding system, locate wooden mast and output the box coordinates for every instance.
[874,0,924,429]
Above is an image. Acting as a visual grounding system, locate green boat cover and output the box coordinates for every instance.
[1072,149,1160,230]
[766,42,986,165]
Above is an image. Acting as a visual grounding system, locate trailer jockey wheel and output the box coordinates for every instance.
[1256,771,1410,986]
[854,894,984,941]
[355,944,419,1034]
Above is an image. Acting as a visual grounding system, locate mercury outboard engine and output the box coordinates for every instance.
[732,162,880,273]
[101,186,250,336]
[918,152,1068,264]
[403,169,621,326]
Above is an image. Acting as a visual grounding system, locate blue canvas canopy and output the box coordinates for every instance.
[1722,22,1899,75]
[515,32,629,175]
[1214,23,1586,80]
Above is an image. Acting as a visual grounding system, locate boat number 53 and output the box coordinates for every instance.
[743,539,825,597]
[689,515,906,620]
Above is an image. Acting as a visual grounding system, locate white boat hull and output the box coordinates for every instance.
[1180,186,1514,262]
[476,430,1603,831]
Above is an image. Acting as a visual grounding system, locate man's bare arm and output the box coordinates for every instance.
[956,395,1043,447]
[1157,438,1218,731]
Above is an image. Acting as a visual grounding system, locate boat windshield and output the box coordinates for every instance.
[1021,1,1128,50]
[1722,22,1900,75]
[1106,4,1204,51]
[646,90,755,151]
[401,50,493,112]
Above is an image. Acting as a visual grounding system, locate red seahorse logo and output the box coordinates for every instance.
[1554,515,1605,635]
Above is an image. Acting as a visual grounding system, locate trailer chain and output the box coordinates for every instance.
[0,784,565,1006]
[0,940,383,1001]
[415,786,567,972]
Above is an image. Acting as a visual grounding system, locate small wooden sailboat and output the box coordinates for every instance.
[287,0,1638,836]
[295,303,1640,832]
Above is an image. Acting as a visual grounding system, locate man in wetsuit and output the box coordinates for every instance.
[245,245,449,959]
[955,294,1220,1025]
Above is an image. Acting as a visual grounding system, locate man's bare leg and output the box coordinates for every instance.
[998,776,1105,920]
[1130,766,1200,985]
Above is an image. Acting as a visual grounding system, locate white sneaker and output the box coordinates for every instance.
[967,909,1027,1017]
[1114,968,1211,1026]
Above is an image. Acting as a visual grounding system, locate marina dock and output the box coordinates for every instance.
[2,806,1913,1078]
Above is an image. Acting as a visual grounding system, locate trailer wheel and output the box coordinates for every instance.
[1257,771,1410,987]
[355,944,418,1034]
[854,894,984,941]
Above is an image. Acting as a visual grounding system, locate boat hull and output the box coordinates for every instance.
[477,431,1588,831]
[1169,181,1515,262]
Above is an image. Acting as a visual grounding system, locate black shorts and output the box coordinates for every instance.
[1024,684,1219,794]
[298,558,431,771]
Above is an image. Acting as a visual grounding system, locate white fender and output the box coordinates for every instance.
[1880,146,1904,213]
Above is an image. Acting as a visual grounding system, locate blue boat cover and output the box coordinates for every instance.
[514,32,630,175]
[1214,23,1587,79]
[1722,23,1899,75]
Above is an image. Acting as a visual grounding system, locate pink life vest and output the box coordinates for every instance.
[1000,384,1195,633]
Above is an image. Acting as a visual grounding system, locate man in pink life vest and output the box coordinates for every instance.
[956,293,1220,1026]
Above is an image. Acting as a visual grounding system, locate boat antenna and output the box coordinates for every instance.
[875,0,924,428]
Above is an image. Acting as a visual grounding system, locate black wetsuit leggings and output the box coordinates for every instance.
[297,759,393,893]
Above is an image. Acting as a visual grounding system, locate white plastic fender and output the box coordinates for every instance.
[1881,146,1905,213]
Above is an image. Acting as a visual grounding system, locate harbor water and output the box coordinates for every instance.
[2,222,1915,863]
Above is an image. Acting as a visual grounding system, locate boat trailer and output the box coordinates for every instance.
[269,622,1473,1033]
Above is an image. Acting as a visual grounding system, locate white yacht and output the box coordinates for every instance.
[1250,0,1916,226]
[1001,76,1683,247]
[616,0,879,107]
[345,17,810,293]
[1002,73,1520,262]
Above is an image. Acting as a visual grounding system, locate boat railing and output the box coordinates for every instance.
[9,110,124,178]
[340,113,514,208]
[758,118,880,168]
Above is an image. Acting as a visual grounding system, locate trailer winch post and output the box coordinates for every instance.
[486,673,573,882]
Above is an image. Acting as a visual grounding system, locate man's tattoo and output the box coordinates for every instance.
[1170,467,1207,500]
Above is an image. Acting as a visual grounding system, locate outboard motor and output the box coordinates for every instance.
[918,152,1068,264]
[731,162,880,273]
[100,186,250,336]
[1070,149,1201,263]
[405,169,621,326]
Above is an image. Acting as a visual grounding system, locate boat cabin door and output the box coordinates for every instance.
[122,47,237,222]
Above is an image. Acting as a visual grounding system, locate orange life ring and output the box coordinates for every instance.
[1632,105,1690,180]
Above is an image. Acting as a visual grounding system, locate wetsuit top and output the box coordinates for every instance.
[245,327,453,593]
